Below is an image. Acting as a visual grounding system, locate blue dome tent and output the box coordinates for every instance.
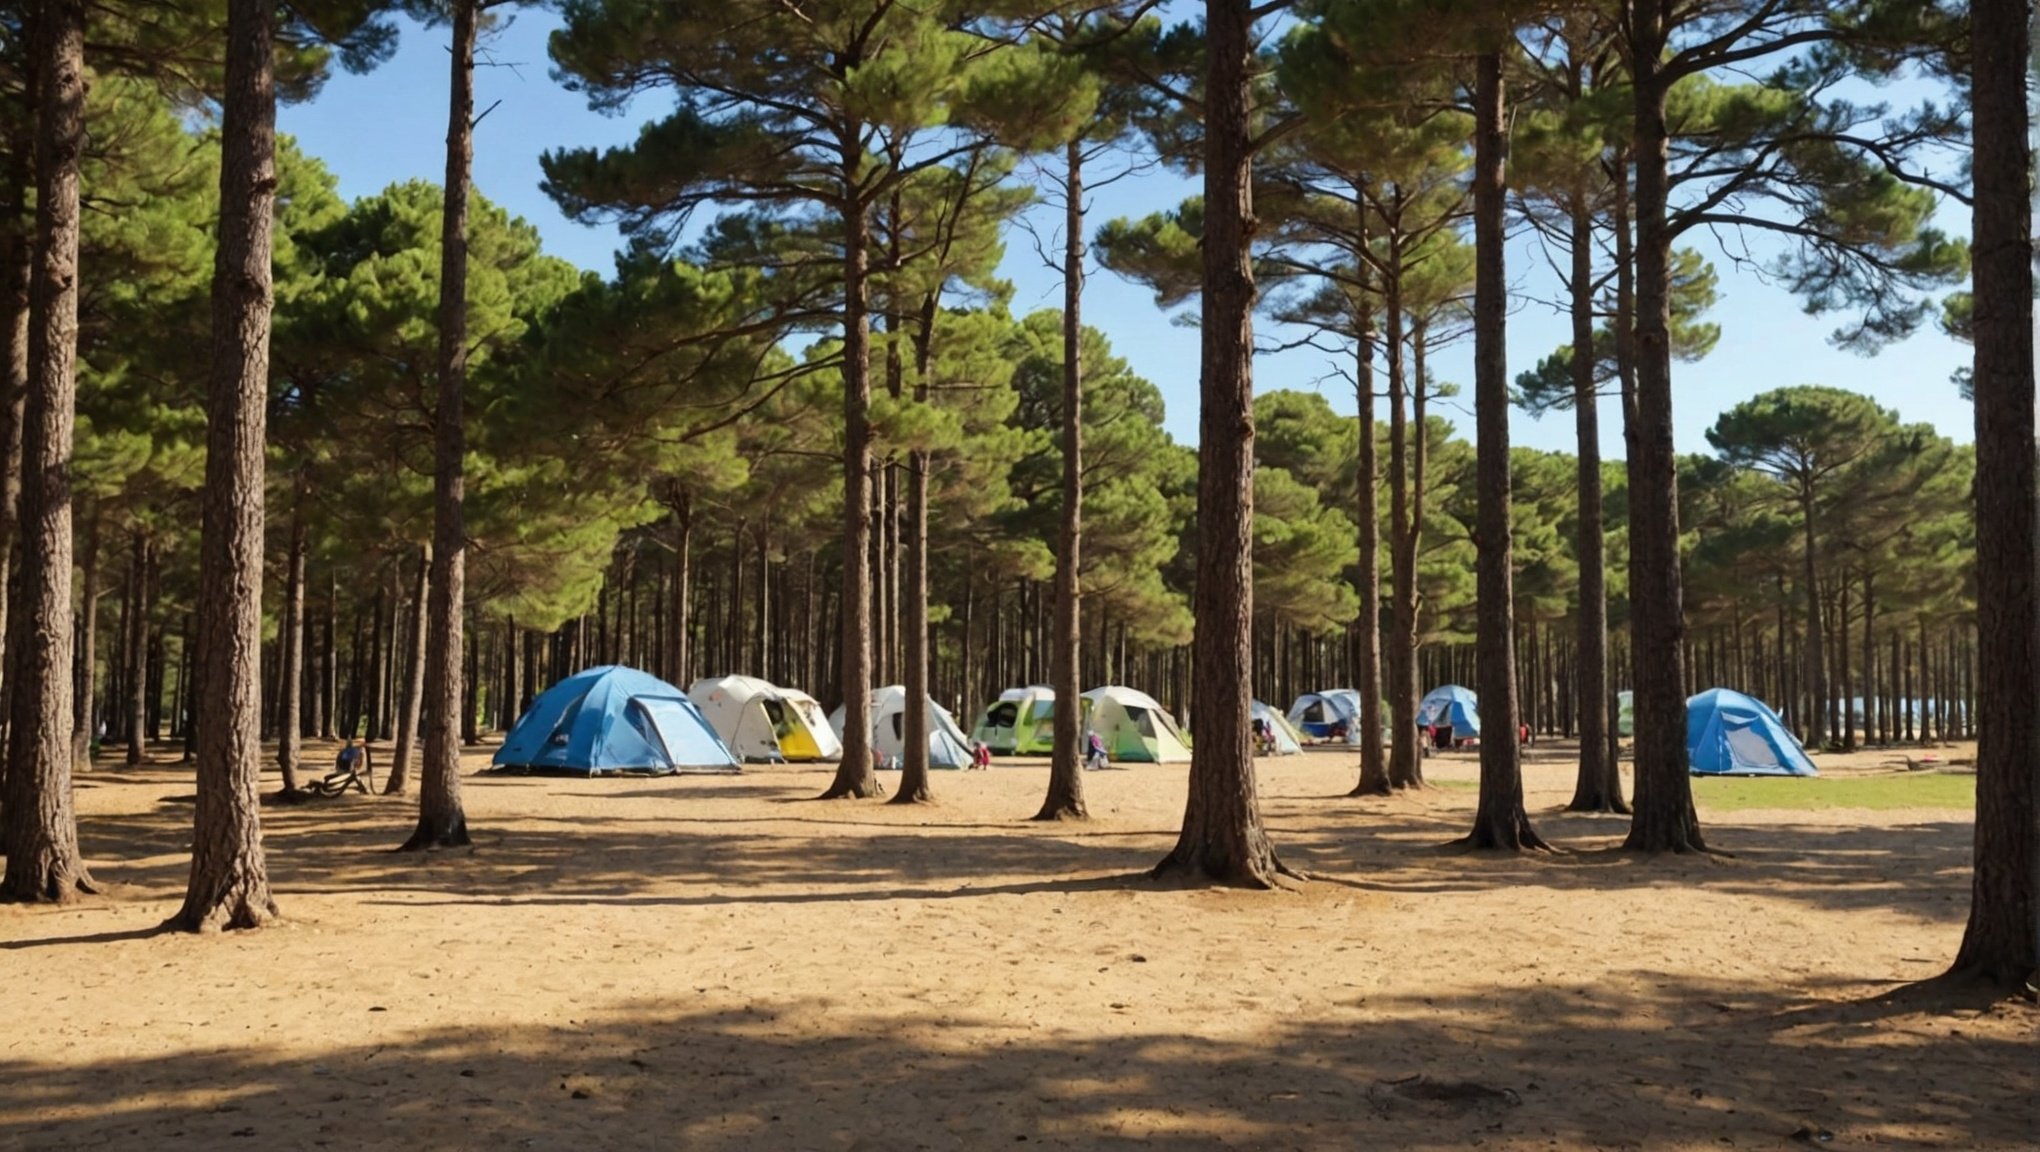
[1686,688,1817,777]
[1287,689,1364,742]
[494,665,740,776]
[1417,685,1480,740]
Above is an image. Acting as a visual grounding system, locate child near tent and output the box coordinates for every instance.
[970,740,992,771]
[1085,731,1108,771]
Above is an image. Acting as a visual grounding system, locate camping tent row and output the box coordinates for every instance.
[494,666,741,775]
[971,686,1193,763]
[688,675,842,764]
[829,685,976,769]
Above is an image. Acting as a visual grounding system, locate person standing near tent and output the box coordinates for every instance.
[970,740,992,771]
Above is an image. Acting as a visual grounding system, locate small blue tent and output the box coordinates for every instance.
[1686,688,1817,777]
[1287,689,1364,741]
[1417,685,1480,739]
[494,665,740,776]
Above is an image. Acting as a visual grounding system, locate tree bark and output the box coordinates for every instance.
[124,530,148,765]
[1948,0,2036,988]
[1038,136,1088,821]
[69,505,98,767]
[665,486,693,687]
[172,0,279,930]
[893,295,939,806]
[275,487,306,793]
[1621,0,1705,853]
[1153,0,1291,887]
[1460,51,1546,851]
[383,544,429,796]
[1799,487,1827,748]
[0,0,93,904]
[1383,195,1423,790]
[1565,185,1624,813]
[1351,185,1388,797]
[402,0,478,850]
[820,128,879,800]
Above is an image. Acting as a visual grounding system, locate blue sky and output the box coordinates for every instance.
[277,10,1979,459]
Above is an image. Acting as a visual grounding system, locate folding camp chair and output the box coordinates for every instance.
[311,745,373,796]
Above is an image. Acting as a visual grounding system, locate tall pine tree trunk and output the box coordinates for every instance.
[1460,50,1544,851]
[275,488,306,793]
[1,0,93,903]
[820,137,878,800]
[893,297,938,806]
[402,0,477,850]
[1621,0,1704,853]
[173,0,279,929]
[0,150,30,772]
[1383,203,1423,790]
[1948,0,2036,988]
[1351,187,1388,797]
[383,545,429,796]
[1566,185,1623,813]
[1153,0,1289,887]
[1038,136,1088,821]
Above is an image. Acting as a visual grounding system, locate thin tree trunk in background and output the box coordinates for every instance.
[324,575,338,737]
[1800,497,1827,748]
[124,531,147,765]
[1039,135,1088,821]
[404,0,478,851]
[70,506,97,767]
[894,296,941,806]
[1153,0,1290,887]
[1351,187,1387,797]
[172,0,280,930]
[1949,0,2036,988]
[820,140,878,800]
[1566,183,1623,813]
[1461,50,1545,851]
[666,488,692,687]
[275,490,306,793]
[384,544,429,796]
[1621,0,1704,853]
[1,0,92,903]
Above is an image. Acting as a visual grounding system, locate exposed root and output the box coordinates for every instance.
[1149,849,1307,890]
[1030,802,1089,822]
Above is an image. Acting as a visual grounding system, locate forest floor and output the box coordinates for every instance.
[1,737,2032,1151]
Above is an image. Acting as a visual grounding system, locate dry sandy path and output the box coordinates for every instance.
[2,741,2032,1150]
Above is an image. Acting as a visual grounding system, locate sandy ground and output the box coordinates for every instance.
[1,738,2032,1151]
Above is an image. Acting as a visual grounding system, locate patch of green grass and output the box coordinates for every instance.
[1691,771,1975,812]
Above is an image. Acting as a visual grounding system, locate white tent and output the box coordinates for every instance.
[830,685,975,769]
[972,685,1056,755]
[687,675,843,764]
[1250,700,1305,756]
[1081,685,1192,764]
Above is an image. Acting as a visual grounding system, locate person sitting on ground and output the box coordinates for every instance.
[324,737,370,792]
[1085,730,1109,771]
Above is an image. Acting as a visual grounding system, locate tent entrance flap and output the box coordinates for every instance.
[632,696,699,764]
